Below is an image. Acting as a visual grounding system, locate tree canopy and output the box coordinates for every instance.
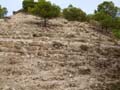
[21,0,120,33]
[22,0,35,12]
[92,1,120,31]
[32,0,60,18]
[27,0,61,27]
[0,5,7,18]
[93,11,113,30]
[63,5,86,21]
[95,1,118,18]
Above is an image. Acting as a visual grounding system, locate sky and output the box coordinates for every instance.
[0,0,120,16]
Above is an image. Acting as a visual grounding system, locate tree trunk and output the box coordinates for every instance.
[106,27,108,33]
[44,18,47,27]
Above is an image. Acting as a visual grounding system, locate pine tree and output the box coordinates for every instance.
[29,0,61,27]
[63,5,86,21]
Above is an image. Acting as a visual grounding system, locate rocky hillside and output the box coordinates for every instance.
[0,13,120,90]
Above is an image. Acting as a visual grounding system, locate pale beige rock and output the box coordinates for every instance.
[0,12,119,90]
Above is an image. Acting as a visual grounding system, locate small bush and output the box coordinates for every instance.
[112,17,120,29]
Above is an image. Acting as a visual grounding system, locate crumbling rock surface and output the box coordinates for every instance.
[0,13,120,90]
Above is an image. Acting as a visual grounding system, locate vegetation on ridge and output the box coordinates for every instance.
[22,0,120,38]
[0,0,120,38]
[0,5,7,18]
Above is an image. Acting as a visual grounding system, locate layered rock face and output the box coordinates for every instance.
[0,13,120,90]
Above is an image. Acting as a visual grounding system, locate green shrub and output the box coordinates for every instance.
[112,17,120,29]
[63,5,86,22]
[86,14,94,22]
[112,29,120,39]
